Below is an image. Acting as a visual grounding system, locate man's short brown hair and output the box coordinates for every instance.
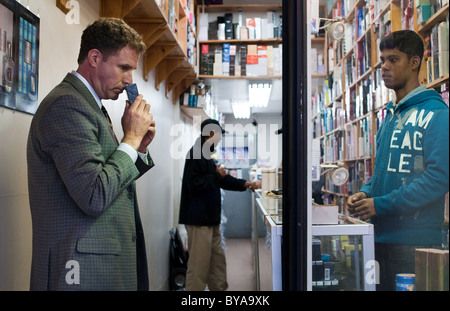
[77,17,147,64]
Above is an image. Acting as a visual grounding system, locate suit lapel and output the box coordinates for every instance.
[63,73,119,146]
[63,73,100,112]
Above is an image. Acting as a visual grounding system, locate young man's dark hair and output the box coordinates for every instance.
[379,30,424,71]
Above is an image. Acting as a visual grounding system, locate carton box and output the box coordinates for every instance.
[312,205,338,224]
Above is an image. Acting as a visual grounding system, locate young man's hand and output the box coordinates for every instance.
[347,192,376,221]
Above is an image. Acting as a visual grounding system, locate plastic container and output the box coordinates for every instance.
[396,273,415,291]
[261,168,276,193]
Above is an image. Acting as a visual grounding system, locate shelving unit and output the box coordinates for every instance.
[175,3,284,124]
[312,0,449,215]
[99,0,197,100]
[196,4,283,80]
[417,2,449,88]
[311,36,328,79]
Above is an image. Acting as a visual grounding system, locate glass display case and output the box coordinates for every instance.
[252,190,375,291]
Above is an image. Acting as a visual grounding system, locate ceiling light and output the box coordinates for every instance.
[232,100,250,119]
[249,83,272,108]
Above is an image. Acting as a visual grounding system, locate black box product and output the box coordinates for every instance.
[239,45,247,76]
[312,260,324,281]
[312,239,321,261]
[324,262,335,281]
[208,21,218,40]
[224,13,233,39]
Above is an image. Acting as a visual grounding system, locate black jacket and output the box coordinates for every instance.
[179,137,247,226]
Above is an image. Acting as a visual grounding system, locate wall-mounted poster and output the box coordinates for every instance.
[0,0,39,114]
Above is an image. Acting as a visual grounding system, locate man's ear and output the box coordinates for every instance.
[410,55,421,70]
[87,49,102,68]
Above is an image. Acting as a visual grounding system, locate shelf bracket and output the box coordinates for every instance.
[100,0,141,18]
[125,18,166,50]
[155,56,185,90]
[165,68,192,98]
[143,43,176,81]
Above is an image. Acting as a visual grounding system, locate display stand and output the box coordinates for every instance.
[252,190,375,291]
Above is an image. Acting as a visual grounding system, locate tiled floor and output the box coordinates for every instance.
[224,238,256,291]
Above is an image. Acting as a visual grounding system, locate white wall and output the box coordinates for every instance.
[0,0,186,291]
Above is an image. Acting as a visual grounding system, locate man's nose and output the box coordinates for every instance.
[124,71,133,85]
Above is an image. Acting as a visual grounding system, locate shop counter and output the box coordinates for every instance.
[252,190,376,291]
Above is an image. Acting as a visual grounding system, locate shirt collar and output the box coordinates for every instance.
[71,70,102,109]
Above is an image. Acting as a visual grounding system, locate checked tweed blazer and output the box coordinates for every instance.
[27,73,153,291]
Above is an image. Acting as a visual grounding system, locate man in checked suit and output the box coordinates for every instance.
[27,18,155,290]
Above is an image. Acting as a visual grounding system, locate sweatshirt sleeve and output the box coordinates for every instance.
[220,175,247,191]
[374,107,449,216]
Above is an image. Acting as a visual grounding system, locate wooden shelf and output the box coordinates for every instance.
[199,75,281,80]
[180,105,211,121]
[427,74,450,89]
[418,3,449,35]
[100,0,197,100]
[417,3,449,88]
[317,0,405,209]
[199,38,282,45]
[197,4,283,81]
[318,0,449,216]
[198,4,282,13]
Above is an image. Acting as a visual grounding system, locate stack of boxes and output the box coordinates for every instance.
[415,248,449,291]
[312,236,363,289]
[198,11,282,77]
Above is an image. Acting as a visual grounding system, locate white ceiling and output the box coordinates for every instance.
[208,79,283,115]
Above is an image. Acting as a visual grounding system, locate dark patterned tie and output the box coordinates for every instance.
[101,105,119,146]
[101,105,113,128]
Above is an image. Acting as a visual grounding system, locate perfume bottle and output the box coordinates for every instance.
[28,60,37,100]
[3,42,14,93]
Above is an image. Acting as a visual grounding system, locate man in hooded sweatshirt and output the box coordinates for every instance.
[347,30,449,291]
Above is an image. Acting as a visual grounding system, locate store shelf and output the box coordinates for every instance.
[180,105,211,121]
[198,75,281,80]
[417,3,449,88]
[100,0,197,99]
[427,74,450,89]
[418,3,449,35]
[316,0,449,217]
[199,38,282,45]
[197,3,283,80]
[198,4,282,13]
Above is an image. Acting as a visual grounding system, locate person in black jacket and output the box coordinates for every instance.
[179,119,260,291]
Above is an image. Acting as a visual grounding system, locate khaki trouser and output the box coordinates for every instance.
[185,225,228,291]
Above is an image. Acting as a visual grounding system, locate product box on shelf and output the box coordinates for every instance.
[312,205,339,224]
